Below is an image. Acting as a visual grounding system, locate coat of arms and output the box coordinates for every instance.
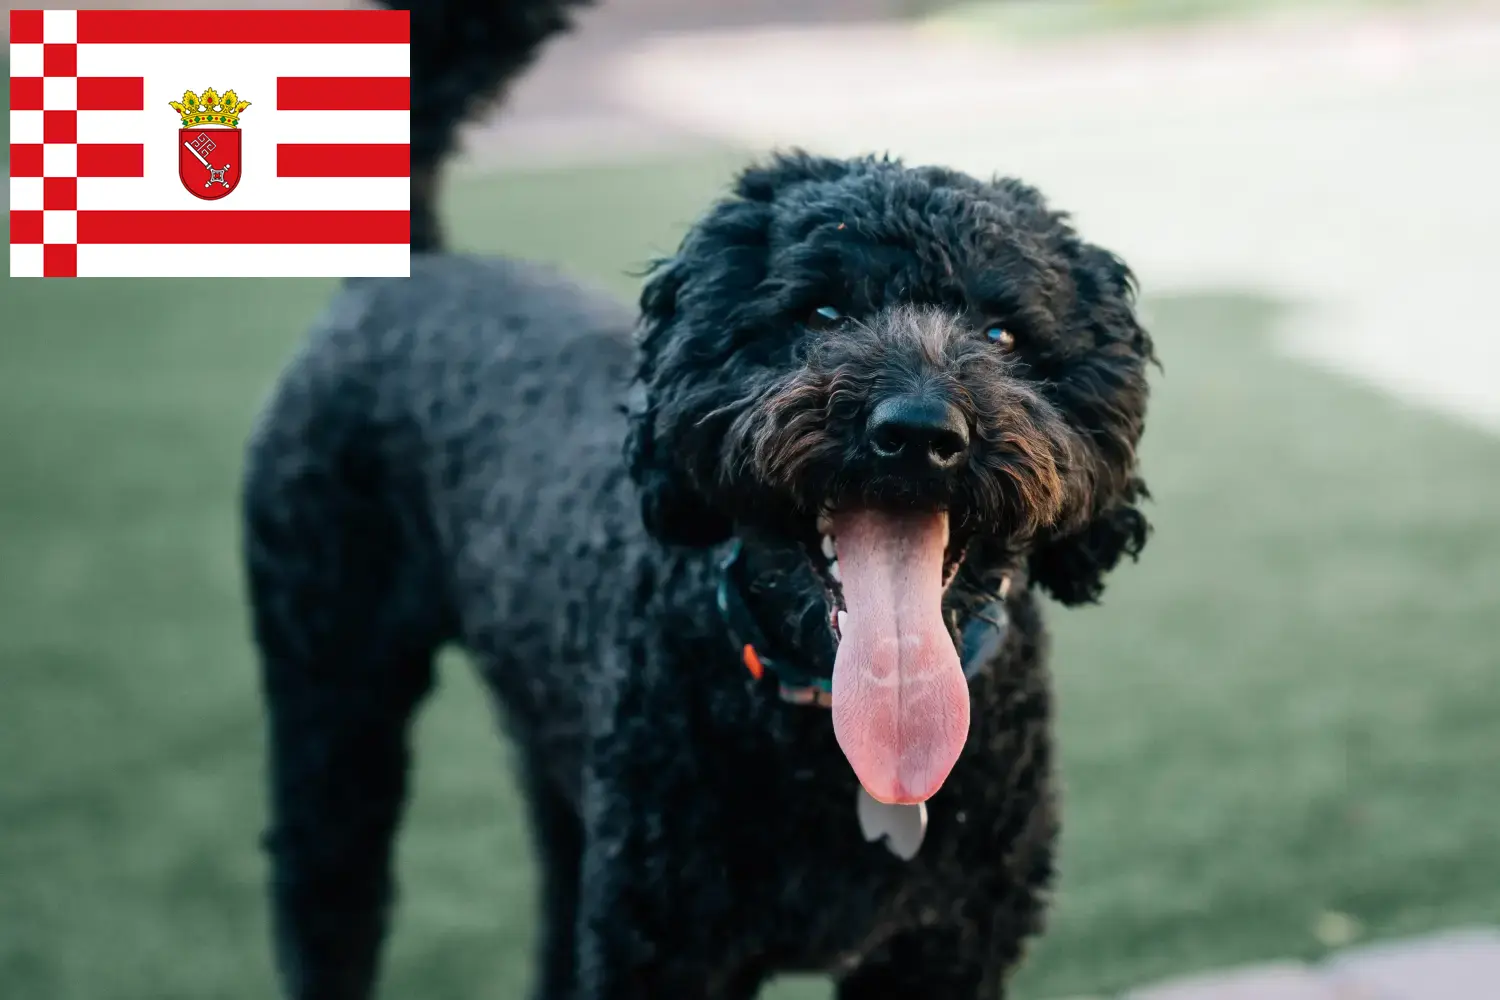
[169,87,249,200]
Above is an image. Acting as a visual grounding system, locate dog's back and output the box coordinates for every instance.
[244,251,639,748]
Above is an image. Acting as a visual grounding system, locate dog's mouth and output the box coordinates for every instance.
[805,507,973,806]
[808,508,970,639]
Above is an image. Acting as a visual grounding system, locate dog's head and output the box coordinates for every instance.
[627,152,1154,803]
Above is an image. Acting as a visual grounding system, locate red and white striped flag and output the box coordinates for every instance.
[9,8,410,278]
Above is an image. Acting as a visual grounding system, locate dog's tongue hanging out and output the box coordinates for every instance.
[830,509,970,804]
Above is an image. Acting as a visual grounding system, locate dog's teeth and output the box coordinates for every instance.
[837,610,848,635]
[821,534,836,560]
[829,559,841,582]
[817,508,834,536]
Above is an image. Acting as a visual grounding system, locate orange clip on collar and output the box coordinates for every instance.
[742,643,766,680]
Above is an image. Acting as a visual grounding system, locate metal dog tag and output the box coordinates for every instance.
[857,786,927,861]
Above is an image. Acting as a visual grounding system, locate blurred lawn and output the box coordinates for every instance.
[3,155,1500,1000]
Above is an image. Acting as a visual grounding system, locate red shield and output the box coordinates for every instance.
[178,127,242,200]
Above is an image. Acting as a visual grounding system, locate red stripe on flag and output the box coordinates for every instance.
[77,144,145,178]
[45,244,78,279]
[11,210,44,245]
[277,76,409,111]
[43,44,78,78]
[10,77,43,111]
[10,9,43,44]
[45,178,78,211]
[77,210,410,245]
[44,111,77,144]
[76,9,409,45]
[78,77,146,112]
[277,144,410,178]
[10,144,43,177]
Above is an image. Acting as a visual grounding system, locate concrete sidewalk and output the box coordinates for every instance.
[1081,927,1500,999]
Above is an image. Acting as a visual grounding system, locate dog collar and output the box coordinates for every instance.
[715,539,1014,708]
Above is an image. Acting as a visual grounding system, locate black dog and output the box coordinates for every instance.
[242,2,1154,997]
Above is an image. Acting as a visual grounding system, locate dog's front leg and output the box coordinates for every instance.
[834,908,1036,1000]
[570,656,764,1000]
[573,782,765,1000]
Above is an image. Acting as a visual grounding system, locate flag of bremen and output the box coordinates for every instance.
[9,8,410,278]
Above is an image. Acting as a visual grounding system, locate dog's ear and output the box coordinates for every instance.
[625,159,862,547]
[1029,241,1156,605]
[1029,477,1151,605]
[624,258,735,547]
[625,410,735,547]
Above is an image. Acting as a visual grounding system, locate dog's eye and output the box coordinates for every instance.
[985,326,1016,351]
[809,306,845,329]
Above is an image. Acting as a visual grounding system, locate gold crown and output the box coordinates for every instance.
[169,87,250,129]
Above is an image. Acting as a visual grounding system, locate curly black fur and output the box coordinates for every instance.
[630,154,1154,602]
[243,5,1155,998]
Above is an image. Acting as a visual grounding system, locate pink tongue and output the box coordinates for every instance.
[830,509,969,805]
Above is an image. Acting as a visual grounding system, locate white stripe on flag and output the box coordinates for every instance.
[9,43,44,77]
[76,243,410,278]
[11,244,44,279]
[77,109,409,146]
[44,210,78,244]
[42,9,78,43]
[11,177,45,211]
[77,43,408,80]
[10,109,44,144]
[44,75,78,109]
[78,176,409,212]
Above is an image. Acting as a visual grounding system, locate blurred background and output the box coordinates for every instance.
[3,1,1498,998]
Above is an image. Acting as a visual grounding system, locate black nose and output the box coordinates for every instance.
[866,395,970,471]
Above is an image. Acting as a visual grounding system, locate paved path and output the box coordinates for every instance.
[488,2,1500,435]
[461,0,919,165]
[1070,927,1500,999]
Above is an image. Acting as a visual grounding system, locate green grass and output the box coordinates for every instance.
[921,0,1476,41]
[2,158,1498,1000]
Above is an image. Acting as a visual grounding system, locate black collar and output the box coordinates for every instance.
[715,539,1015,708]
